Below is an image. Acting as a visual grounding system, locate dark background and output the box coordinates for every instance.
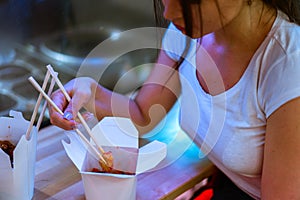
[0,0,155,42]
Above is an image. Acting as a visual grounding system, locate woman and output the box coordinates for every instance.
[49,0,300,199]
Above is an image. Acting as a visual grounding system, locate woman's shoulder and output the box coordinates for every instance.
[271,11,300,53]
[257,13,300,117]
[258,12,300,72]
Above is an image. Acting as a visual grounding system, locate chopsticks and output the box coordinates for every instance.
[46,65,106,155]
[25,71,52,139]
[28,76,107,164]
[27,64,109,165]
[36,76,56,130]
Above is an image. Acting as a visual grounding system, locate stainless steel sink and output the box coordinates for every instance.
[0,60,45,122]
[0,0,158,126]
[0,93,17,112]
[37,26,158,94]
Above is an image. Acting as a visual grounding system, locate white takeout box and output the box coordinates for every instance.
[63,117,167,200]
[0,110,37,200]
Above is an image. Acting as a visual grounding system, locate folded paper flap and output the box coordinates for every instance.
[139,140,167,153]
[62,131,87,170]
[91,117,138,148]
[100,117,138,138]
[136,140,167,174]
[9,110,26,120]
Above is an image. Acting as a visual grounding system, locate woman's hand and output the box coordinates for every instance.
[49,77,98,130]
[48,50,180,133]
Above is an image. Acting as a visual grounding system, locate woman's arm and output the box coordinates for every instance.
[49,50,181,134]
[94,50,181,134]
[261,97,300,199]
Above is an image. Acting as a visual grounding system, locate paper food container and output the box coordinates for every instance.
[0,110,37,200]
[63,117,167,200]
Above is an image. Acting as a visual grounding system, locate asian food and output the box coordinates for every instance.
[0,140,16,167]
[93,151,135,175]
[91,167,135,175]
[99,151,114,172]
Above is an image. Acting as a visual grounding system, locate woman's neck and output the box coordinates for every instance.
[208,2,277,53]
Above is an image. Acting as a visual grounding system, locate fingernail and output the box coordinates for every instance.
[63,112,73,120]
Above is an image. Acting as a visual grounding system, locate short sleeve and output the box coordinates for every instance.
[162,23,188,61]
[258,51,300,117]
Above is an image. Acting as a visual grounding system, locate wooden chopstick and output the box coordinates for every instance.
[36,75,56,131]
[46,65,106,155]
[25,71,51,139]
[28,77,63,115]
[28,76,107,164]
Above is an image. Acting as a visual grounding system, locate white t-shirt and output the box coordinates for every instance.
[162,11,300,199]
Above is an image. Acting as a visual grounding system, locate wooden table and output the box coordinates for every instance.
[33,125,217,200]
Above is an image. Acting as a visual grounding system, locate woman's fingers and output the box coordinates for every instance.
[48,77,97,130]
[68,77,96,118]
[49,110,75,130]
[49,88,76,129]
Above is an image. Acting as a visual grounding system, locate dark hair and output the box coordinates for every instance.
[153,0,300,35]
[152,0,201,72]
[153,0,300,71]
[265,0,300,25]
